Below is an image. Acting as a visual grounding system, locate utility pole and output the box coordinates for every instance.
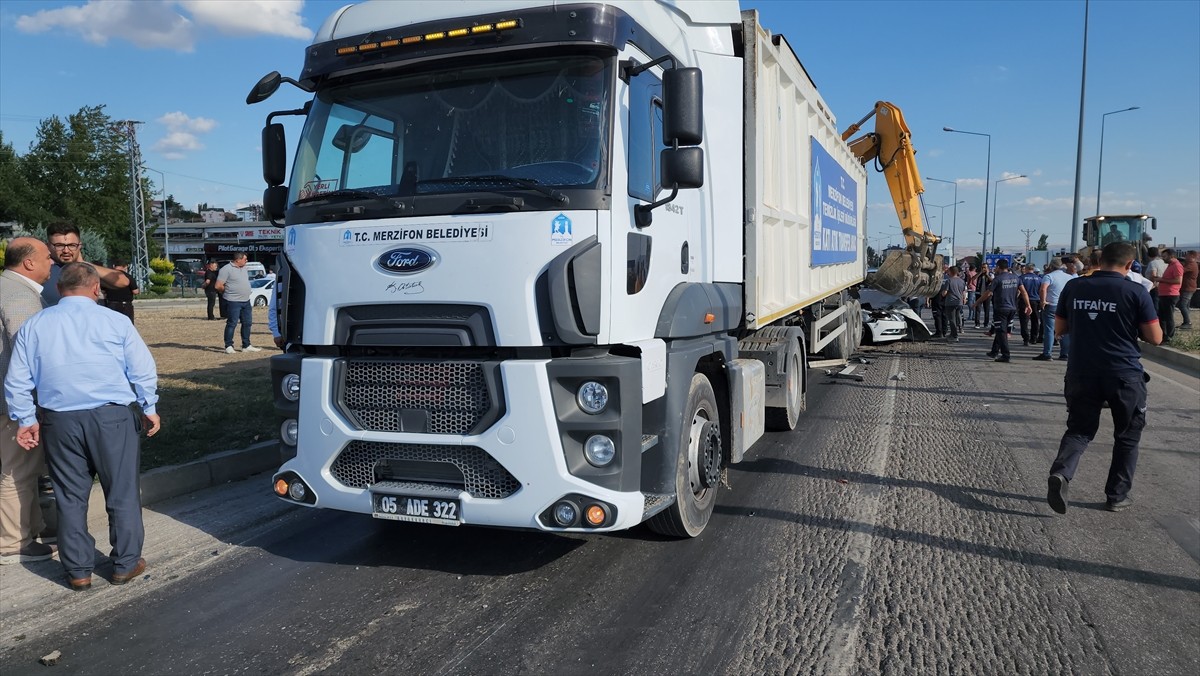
[1021,228,1036,263]
[117,120,151,289]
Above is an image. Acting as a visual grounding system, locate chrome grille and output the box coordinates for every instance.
[341,360,490,434]
[330,441,520,499]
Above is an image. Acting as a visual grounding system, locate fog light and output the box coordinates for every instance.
[288,480,307,501]
[576,381,609,414]
[280,419,298,445]
[274,478,288,496]
[281,373,301,401]
[553,500,578,527]
[583,435,616,467]
[585,504,607,526]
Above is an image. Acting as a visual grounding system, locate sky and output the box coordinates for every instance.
[1,0,1197,256]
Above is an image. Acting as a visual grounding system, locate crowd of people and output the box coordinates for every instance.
[0,223,161,592]
[0,224,285,588]
[926,246,1197,355]
[924,242,1187,513]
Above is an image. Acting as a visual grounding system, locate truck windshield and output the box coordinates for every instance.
[289,53,611,214]
[1088,218,1143,247]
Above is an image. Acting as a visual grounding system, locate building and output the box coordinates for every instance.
[150,220,283,266]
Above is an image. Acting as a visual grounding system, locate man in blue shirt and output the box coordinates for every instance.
[974,258,1030,362]
[1018,264,1043,346]
[4,263,161,591]
[1047,242,1161,514]
[1035,257,1077,361]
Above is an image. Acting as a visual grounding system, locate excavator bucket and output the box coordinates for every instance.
[866,249,944,298]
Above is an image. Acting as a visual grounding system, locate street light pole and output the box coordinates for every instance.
[943,128,991,263]
[990,175,1027,252]
[144,167,168,261]
[1095,106,1140,217]
[926,176,959,261]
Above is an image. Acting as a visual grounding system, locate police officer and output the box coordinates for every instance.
[1046,242,1162,514]
[974,258,1029,362]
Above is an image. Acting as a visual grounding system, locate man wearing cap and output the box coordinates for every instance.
[1035,257,1077,361]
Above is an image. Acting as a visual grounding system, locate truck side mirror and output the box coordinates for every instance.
[264,185,288,223]
[1150,217,1157,230]
[661,147,704,189]
[263,123,287,187]
[663,68,702,146]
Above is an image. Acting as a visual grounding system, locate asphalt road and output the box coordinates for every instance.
[1,330,1197,675]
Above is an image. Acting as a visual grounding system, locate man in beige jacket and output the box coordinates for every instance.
[0,237,54,564]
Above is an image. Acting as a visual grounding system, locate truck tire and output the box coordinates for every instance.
[849,299,864,351]
[648,373,720,538]
[765,337,806,431]
[822,317,851,360]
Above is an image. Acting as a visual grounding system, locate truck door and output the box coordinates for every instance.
[607,46,697,344]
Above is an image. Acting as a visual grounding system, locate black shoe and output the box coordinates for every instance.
[1047,474,1068,514]
[994,355,1011,362]
[1032,354,1053,361]
[1057,355,1068,361]
[1022,340,1029,346]
[986,351,998,358]
[1105,497,1133,512]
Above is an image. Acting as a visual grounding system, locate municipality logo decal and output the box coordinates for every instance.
[551,213,573,246]
[1088,312,1098,320]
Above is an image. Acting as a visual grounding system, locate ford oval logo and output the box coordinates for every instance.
[376,246,438,275]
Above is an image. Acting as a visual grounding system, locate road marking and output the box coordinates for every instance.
[821,357,900,675]
[1156,515,1200,565]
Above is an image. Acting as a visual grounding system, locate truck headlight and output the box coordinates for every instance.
[281,373,301,401]
[583,435,616,467]
[280,419,298,445]
[576,381,609,414]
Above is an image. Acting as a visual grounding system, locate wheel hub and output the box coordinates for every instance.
[698,420,722,489]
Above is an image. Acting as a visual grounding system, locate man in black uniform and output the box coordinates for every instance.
[102,259,138,323]
[1047,242,1162,514]
[201,260,222,320]
[974,258,1029,362]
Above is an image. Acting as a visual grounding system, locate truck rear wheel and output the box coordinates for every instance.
[765,338,806,431]
[648,374,720,538]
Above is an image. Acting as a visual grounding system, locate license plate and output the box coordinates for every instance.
[372,492,461,526]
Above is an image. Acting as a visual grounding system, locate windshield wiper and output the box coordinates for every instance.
[293,189,396,206]
[422,175,568,204]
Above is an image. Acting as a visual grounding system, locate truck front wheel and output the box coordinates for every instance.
[648,373,720,538]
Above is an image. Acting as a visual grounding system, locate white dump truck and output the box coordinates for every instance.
[250,0,939,537]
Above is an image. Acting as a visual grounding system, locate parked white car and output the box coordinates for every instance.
[249,278,275,307]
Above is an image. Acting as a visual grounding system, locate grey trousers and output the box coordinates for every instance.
[42,405,143,579]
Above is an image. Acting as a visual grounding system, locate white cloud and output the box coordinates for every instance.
[180,0,312,40]
[159,111,217,134]
[958,178,986,189]
[153,111,218,158]
[16,1,196,50]
[1023,196,1073,208]
[15,0,313,52]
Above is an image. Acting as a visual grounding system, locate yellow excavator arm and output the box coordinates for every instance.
[842,101,943,298]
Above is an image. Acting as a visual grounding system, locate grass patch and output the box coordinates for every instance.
[141,364,276,471]
[1165,330,1199,354]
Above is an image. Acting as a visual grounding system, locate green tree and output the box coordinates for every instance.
[1036,234,1049,251]
[0,131,48,225]
[20,105,132,259]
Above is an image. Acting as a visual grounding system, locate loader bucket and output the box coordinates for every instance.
[865,249,944,298]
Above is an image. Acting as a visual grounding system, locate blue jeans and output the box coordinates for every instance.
[1042,305,1069,357]
[966,291,978,319]
[224,300,253,348]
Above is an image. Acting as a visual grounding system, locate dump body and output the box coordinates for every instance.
[741,13,868,329]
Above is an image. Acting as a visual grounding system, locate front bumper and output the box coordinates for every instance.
[272,354,649,532]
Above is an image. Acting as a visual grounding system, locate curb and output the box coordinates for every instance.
[139,440,279,505]
[1141,342,1200,376]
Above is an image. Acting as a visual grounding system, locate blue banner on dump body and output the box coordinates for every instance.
[810,138,859,266]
